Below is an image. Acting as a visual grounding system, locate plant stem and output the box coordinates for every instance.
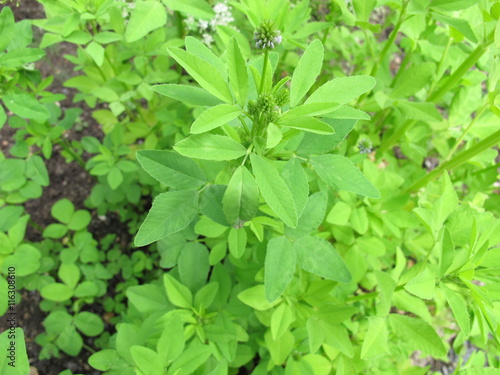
[259,50,269,95]
[405,129,500,192]
[378,41,492,155]
[370,0,409,77]
[57,138,86,168]
[238,115,250,136]
[445,101,488,162]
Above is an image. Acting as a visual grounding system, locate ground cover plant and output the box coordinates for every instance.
[0,0,500,374]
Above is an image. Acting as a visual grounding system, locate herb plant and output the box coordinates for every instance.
[0,0,500,374]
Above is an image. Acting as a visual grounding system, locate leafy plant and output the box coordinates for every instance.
[1,0,500,374]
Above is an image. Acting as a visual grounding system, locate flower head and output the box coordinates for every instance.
[254,20,282,50]
[358,139,374,154]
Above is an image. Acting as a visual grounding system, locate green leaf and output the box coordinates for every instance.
[389,314,447,357]
[185,36,227,79]
[174,134,246,161]
[164,274,192,308]
[126,0,167,42]
[0,48,45,67]
[178,242,210,291]
[51,198,75,224]
[42,223,68,239]
[86,41,104,66]
[167,47,232,103]
[285,192,327,238]
[157,314,185,363]
[439,226,455,277]
[429,0,481,11]
[457,369,500,375]
[326,201,352,226]
[360,316,389,359]
[130,345,164,375]
[88,350,118,371]
[107,166,123,190]
[279,116,334,135]
[26,155,49,186]
[440,283,470,337]
[3,94,50,121]
[135,191,198,247]
[75,312,104,337]
[280,102,341,120]
[323,105,370,120]
[74,281,99,298]
[162,0,214,19]
[238,284,281,311]
[127,284,170,313]
[265,236,296,302]
[57,326,83,356]
[295,236,351,282]
[0,7,15,52]
[396,100,441,122]
[68,210,91,231]
[58,263,80,288]
[404,267,436,300]
[228,227,247,258]
[391,62,436,98]
[432,13,478,43]
[281,157,309,218]
[194,282,219,309]
[169,344,212,374]
[306,76,376,104]
[0,328,29,375]
[271,304,294,340]
[265,330,295,366]
[200,185,230,226]
[136,150,206,190]
[310,154,380,198]
[41,283,73,302]
[191,104,241,134]
[1,244,41,277]
[250,154,297,228]
[223,166,259,227]
[152,84,223,106]
[227,37,248,106]
[266,123,282,149]
[290,40,324,107]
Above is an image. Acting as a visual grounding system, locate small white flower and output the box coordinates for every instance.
[198,19,209,30]
[202,33,214,46]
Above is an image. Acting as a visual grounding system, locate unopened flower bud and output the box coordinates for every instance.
[254,20,282,50]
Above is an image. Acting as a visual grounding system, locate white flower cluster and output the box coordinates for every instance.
[184,1,236,46]
[116,0,136,19]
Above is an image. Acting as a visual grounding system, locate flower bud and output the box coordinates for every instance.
[254,20,282,50]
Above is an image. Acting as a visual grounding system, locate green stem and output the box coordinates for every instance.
[58,139,86,168]
[29,219,43,233]
[259,50,269,95]
[428,37,452,95]
[427,42,491,103]
[83,344,96,354]
[405,129,500,192]
[378,41,491,155]
[238,115,250,136]
[370,0,409,77]
[445,101,488,162]
[355,1,409,106]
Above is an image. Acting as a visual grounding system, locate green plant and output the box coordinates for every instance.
[1,0,500,374]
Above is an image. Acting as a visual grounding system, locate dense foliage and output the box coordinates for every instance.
[1,0,500,374]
